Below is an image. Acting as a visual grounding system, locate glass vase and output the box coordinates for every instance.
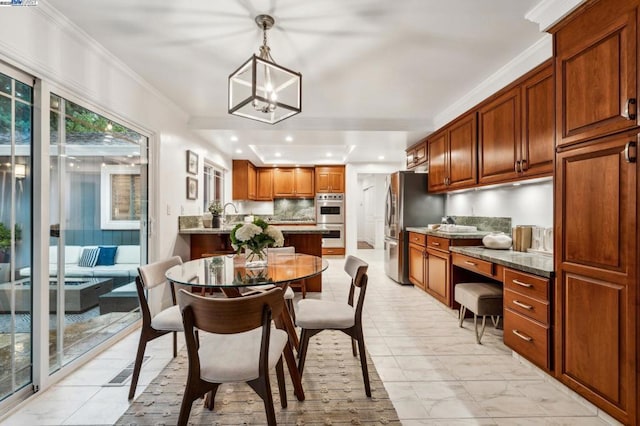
[245,247,268,268]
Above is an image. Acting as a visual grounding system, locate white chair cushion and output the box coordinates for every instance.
[198,328,288,383]
[150,305,183,331]
[296,299,355,329]
[246,285,294,300]
[284,286,294,300]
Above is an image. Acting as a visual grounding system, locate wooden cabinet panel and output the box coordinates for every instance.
[479,87,521,184]
[408,242,426,290]
[521,64,554,177]
[504,308,551,370]
[426,235,450,251]
[315,166,344,193]
[256,168,273,201]
[504,288,550,325]
[232,159,257,200]
[295,168,315,196]
[555,132,637,423]
[427,131,448,192]
[408,232,426,246]
[273,169,295,197]
[448,113,478,189]
[406,140,427,169]
[451,253,494,278]
[554,0,638,147]
[426,248,449,305]
[504,269,549,302]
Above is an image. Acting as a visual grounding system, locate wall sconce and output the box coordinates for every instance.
[14,164,26,179]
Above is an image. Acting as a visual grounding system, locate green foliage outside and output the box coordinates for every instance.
[0,223,22,252]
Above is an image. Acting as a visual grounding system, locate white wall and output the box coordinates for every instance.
[345,163,402,254]
[0,3,231,262]
[445,179,553,228]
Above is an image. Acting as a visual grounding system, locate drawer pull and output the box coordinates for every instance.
[513,300,533,310]
[512,329,533,342]
[464,260,477,266]
[512,279,532,288]
[432,242,440,246]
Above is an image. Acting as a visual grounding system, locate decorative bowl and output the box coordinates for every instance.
[482,232,512,249]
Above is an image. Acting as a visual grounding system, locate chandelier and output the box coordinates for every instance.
[228,14,302,124]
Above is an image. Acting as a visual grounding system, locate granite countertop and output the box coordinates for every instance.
[449,246,554,277]
[179,225,328,235]
[406,227,490,239]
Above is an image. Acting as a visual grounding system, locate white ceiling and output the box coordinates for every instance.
[47,0,544,166]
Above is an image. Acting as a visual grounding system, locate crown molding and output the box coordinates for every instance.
[1,0,188,121]
[433,34,552,129]
[525,0,587,31]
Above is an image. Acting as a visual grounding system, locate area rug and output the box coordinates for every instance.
[117,330,400,425]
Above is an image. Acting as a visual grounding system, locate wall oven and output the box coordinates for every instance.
[316,193,344,224]
[319,224,345,248]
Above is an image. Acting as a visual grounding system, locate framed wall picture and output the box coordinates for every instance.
[186,150,198,175]
[186,177,198,200]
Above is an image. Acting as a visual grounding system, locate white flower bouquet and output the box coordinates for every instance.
[230,217,284,266]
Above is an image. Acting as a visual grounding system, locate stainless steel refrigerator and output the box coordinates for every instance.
[384,171,444,284]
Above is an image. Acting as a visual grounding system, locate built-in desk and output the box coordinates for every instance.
[450,246,554,372]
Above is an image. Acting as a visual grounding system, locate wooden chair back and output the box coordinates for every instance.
[177,287,285,334]
[344,255,369,321]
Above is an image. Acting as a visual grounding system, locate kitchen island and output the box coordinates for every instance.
[179,225,327,291]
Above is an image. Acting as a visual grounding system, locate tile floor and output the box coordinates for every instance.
[0,249,621,425]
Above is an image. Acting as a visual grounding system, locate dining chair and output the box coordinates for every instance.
[128,256,183,400]
[176,287,288,426]
[295,255,371,396]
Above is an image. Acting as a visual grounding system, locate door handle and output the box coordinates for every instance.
[624,141,637,163]
[623,98,637,120]
[512,329,533,342]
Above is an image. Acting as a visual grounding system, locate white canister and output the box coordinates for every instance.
[482,232,512,249]
[244,215,254,223]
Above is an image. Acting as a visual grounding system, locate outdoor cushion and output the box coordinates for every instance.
[115,245,141,264]
[78,248,100,267]
[96,246,118,266]
[296,299,355,329]
[198,328,288,383]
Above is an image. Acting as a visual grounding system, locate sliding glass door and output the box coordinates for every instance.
[0,71,33,401]
[48,95,146,371]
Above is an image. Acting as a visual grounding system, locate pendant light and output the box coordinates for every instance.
[228,14,302,124]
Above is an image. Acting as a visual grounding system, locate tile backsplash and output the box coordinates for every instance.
[452,216,511,233]
[273,199,315,221]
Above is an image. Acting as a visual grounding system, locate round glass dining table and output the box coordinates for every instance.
[165,252,328,290]
[165,252,328,402]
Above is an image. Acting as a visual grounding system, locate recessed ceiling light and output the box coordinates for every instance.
[378,155,385,160]
[513,183,521,186]
[275,152,282,157]
[285,136,293,142]
[295,164,300,167]
[326,152,332,157]
[235,149,243,154]
[231,136,238,142]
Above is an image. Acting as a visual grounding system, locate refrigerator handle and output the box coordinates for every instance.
[385,185,393,227]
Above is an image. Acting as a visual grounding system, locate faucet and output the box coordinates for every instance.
[222,202,238,223]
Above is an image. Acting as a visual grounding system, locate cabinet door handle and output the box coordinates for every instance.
[432,242,441,246]
[512,279,533,288]
[464,260,477,266]
[624,141,637,163]
[513,300,533,310]
[512,329,533,342]
[623,98,637,120]
[520,159,527,172]
[514,161,520,173]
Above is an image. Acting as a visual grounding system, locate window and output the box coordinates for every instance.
[203,162,224,211]
[101,165,141,229]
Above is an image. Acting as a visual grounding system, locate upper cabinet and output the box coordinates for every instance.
[428,112,477,192]
[406,139,427,169]
[555,0,637,147]
[232,159,257,200]
[255,168,273,201]
[315,166,345,193]
[273,167,315,198]
[478,61,554,185]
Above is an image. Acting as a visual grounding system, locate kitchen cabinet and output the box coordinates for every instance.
[232,159,257,200]
[427,113,477,192]
[552,1,639,423]
[554,0,638,148]
[408,232,427,290]
[255,168,273,201]
[315,166,345,193]
[273,167,315,198]
[554,132,637,423]
[478,61,554,184]
[405,139,427,169]
[503,268,552,371]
